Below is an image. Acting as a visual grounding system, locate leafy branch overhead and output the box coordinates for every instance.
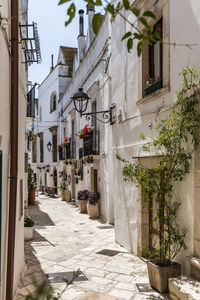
[58,0,159,55]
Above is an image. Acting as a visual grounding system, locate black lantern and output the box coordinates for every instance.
[47,141,52,151]
[72,88,115,124]
[72,88,90,115]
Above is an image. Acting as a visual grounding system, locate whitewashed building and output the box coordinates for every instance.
[109,0,200,275]
[0,0,41,298]
[30,0,200,279]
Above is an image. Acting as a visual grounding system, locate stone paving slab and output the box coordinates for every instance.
[15,194,169,300]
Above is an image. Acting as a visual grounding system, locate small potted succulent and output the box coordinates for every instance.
[77,190,89,213]
[24,215,35,240]
[87,192,100,218]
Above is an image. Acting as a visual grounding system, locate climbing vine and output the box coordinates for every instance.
[117,68,200,265]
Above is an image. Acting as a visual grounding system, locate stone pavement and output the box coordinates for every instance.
[15,193,169,300]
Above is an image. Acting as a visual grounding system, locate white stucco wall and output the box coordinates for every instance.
[59,16,112,221]
[110,0,200,274]
[0,0,28,298]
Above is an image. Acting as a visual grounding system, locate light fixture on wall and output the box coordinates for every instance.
[47,141,60,152]
[47,141,61,152]
[47,141,52,151]
[72,88,115,124]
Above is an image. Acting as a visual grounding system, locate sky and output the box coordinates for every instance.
[28,0,91,85]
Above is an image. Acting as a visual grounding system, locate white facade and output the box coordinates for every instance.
[0,0,30,298]
[109,0,200,274]
[30,0,200,277]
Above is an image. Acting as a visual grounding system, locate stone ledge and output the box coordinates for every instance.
[190,257,200,281]
[169,276,200,300]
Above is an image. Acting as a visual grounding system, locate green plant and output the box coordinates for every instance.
[60,181,68,191]
[25,270,80,300]
[28,167,37,190]
[58,0,159,55]
[24,216,35,227]
[117,68,200,265]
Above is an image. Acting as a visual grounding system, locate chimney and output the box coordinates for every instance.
[87,4,95,45]
[79,9,84,36]
[50,54,54,72]
[77,9,86,63]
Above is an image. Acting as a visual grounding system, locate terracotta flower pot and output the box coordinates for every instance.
[87,203,99,218]
[147,261,181,293]
[78,200,87,213]
[61,191,66,201]
[65,190,71,202]
[28,189,36,205]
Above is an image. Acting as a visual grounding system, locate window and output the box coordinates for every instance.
[50,93,57,113]
[149,19,163,85]
[139,9,170,102]
[39,134,44,163]
[91,101,97,129]
[52,134,57,162]
[32,138,37,163]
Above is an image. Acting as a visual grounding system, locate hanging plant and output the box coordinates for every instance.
[75,124,92,139]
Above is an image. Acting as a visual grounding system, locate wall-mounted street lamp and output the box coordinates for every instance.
[72,88,115,124]
[47,141,61,152]
[47,141,52,152]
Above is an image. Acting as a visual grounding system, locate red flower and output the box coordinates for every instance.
[145,73,149,77]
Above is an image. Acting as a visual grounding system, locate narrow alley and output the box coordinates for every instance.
[16,194,168,300]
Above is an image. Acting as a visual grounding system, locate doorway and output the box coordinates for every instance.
[53,168,57,194]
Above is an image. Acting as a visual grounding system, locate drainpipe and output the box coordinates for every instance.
[6,0,19,298]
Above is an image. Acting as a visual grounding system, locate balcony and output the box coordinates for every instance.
[82,130,100,157]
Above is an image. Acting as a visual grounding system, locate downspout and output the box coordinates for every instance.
[6,0,19,298]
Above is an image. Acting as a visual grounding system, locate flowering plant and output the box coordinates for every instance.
[88,192,100,205]
[75,124,92,138]
[58,135,72,148]
[77,190,89,200]
[145,73,160,87]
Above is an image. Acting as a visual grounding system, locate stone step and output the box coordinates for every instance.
[190,257,200,282]
[169,276,200,300]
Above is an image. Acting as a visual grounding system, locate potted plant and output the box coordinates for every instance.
[63,135,72,146]
[65,184,71,202]
[28,167,37,205]
[77,190,89,213]
[60,181,67,201]
[117,68,200,293]
[87,192,100,218]
[24,215,35,240]
[144,73,162,96]
[75,124,92,139]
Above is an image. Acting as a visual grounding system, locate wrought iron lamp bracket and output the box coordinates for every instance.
[81,105,115,125]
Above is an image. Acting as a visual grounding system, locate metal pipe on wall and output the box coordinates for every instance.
[6,0,19,298]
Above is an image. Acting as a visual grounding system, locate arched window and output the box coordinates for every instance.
[50,92,57,113]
